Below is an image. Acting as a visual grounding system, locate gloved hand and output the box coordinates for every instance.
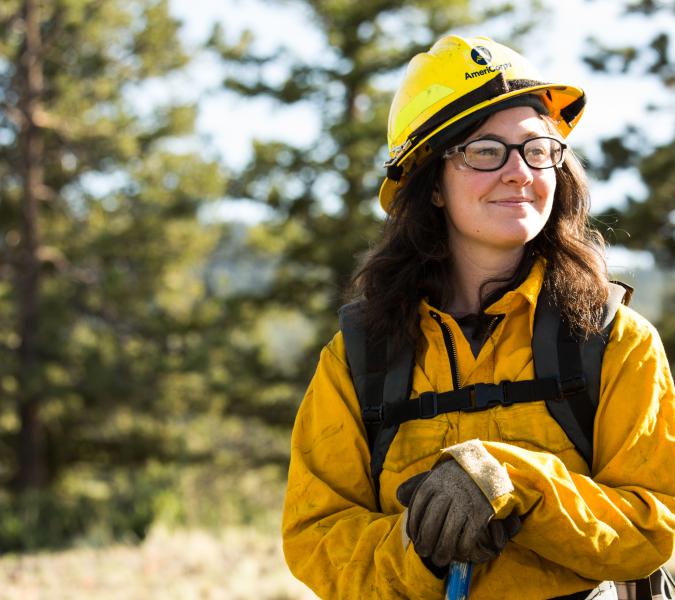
[397,460,521,567]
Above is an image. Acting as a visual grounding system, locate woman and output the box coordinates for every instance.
[282,35,675,599]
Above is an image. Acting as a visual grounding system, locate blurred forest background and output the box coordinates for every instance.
[0,0,673,597]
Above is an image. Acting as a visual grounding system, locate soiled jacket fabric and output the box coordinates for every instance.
[282,261,675,599]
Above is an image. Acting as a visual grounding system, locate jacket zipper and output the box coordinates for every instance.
[481,315,500,348]
[429,311,461,390]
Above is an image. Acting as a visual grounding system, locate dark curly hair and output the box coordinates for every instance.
[349,120,609,346]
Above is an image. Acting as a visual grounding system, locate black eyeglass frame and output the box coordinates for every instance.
[442,136,568,172]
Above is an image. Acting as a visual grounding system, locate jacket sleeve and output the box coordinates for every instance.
[281,334,445,600]
[454,307,675,582]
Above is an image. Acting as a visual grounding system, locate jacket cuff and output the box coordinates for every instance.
[401,509,446,580]
[441,439,514,504]
[421,555,447,579]
[400,512,447,588]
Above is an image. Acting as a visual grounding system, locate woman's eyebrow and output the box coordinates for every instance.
[467,131,545,143]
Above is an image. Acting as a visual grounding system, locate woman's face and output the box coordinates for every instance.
[435,106,558,259]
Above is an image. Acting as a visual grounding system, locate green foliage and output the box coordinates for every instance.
[0,466,173,551]
[0,414,290,551]
[0,0,229,508]
[584,0,674,363]
[600,140,675,265]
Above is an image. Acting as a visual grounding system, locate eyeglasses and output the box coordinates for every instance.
[442,136,567,171]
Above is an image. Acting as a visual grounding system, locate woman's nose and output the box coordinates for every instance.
[500,148,534,185]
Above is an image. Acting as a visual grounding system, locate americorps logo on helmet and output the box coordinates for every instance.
[464,62,512,80]
[471,46,492,65]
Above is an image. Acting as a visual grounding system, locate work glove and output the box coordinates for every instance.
[397,460,521,568]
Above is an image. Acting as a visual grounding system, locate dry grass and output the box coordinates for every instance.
[1,525,673,600]
[0,525,318,600]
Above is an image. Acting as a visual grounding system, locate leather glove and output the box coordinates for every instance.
[396,461,521,567]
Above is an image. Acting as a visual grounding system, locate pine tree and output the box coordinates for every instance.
[582,0,674,361]
[0,0,226,510]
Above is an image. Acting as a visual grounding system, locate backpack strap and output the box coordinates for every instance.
[339,280,631,500]
[338,301,415,508]
[370,378,561,426]
[533,282,630,470]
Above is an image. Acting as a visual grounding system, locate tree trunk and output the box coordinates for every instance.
[16,0,46,490]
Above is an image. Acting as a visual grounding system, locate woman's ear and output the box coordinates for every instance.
[431,188,444,208]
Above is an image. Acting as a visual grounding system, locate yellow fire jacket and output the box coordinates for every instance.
[282,261,675,599]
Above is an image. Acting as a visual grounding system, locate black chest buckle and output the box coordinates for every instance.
[467,382,511,411]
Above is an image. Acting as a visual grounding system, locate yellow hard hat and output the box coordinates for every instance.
[380,35,586,212]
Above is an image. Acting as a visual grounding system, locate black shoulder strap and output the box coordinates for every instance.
[338,301,415,508]
[340,280,630,497]
[533,282,629,470]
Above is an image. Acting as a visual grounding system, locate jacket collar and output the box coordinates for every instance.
[484,258,545,315]
[419,257,546,319]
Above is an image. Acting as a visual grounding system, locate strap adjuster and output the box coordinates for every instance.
[419,392,438,419]
[468,383,506,411]
[362,404,384,424]
[559,376,586,398]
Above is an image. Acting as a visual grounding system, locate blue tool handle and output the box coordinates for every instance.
[446,561,473,600]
